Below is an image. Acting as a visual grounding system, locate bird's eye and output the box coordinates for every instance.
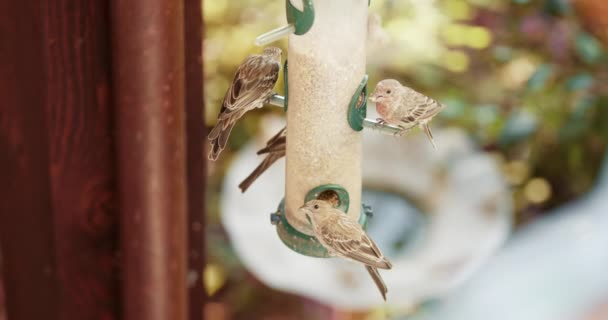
[386,90,391,94]
[313,204,319,210]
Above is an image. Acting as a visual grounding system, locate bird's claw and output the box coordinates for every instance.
[393,125,410,137]
[375,118,387,128]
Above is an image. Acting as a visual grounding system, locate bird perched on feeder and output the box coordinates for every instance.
[299,200,392,301]
[369,79,445,149]
[208,47,282,160]
[238,126,286,192]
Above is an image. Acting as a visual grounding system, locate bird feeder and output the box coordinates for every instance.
[261,0,368,257]
[219,0,513,308]
[222,126,512,309]
[259,0,409,257]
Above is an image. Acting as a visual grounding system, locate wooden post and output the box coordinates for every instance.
[0,1,119,319]
[184,0,207,319]
[0,0,62,309]
[0,0,205,319]
[111,0,189,318]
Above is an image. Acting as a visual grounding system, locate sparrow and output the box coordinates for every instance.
[299,200,392,300]
[208,47,282,160]
[238,126,286,193]
[369,79,445,149]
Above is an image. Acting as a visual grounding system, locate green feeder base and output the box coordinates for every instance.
[270,199,373,258]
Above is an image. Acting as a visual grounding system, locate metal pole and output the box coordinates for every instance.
[111,0,188,319]
[285,0,368,234]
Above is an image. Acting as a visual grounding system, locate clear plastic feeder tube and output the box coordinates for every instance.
[285,0,367,235]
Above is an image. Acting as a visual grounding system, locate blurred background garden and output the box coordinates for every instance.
[202,0,608,319]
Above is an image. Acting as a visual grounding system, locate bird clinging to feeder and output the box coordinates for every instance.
[239,126,286,192]
[299,200,393,300]
[369,79,446,149]
[208,47,282,160]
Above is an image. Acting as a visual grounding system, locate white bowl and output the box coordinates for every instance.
[221,120,512,310]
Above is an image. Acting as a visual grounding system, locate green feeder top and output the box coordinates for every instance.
[286,0,315,36]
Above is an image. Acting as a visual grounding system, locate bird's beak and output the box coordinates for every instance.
[298,204,307,210]
[305,214,312,225]
[369,95,380,103]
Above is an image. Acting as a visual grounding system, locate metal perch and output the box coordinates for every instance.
[268,93,405,136]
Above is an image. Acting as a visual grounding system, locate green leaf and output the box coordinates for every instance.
[498,110,538,146]
[527,64,553,92]
[565,73,593,91]
[439,98,466,119]
[475,104,499,126]
[493,45,513,62]
[575,32,604,64]
[543,0,571,16]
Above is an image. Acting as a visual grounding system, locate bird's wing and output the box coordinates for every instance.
[220,55,280,116]
[399,89,444,125]
[319,214,392,269]
[257,127,286,155]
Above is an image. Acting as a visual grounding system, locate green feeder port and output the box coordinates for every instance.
[283,60,289,112]
[347,75,368,131]
[286,0,315,36]
[255,0,315,46]
[304,184,350,213]
[270,184,372,258]
[266,61,288,110]
[271,200,372,257]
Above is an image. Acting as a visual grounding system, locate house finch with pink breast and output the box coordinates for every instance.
[299,200,392,301]
[369,79,445,149]
[208,47,282,160]
[238,126,286,193]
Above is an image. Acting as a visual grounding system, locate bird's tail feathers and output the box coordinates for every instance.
[365,266,388,301]
[257,143,284,155]
[238,156,272,192]
[208,121,222,141]
[381,258,393,270]
[422,123,436,150]
[208,120,236,161]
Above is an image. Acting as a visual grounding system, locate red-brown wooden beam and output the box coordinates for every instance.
[111,0,189,319]
[184,0,207,319]
[0,3,61,319]
[0,0,119,319]
[1,0,204,318]
[43,1,120,318]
